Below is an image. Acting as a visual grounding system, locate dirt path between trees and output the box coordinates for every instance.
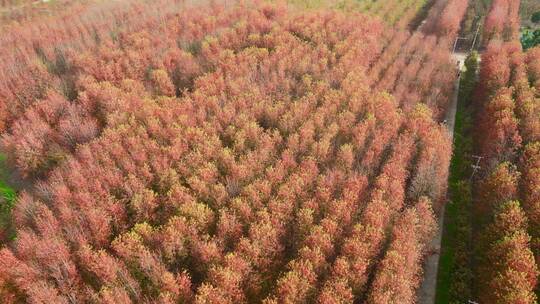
[417,52,466,304]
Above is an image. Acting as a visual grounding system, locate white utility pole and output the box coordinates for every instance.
[470,21,482,52]
[470,155,483,181]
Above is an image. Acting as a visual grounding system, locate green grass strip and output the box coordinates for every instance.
[435,52,478,304]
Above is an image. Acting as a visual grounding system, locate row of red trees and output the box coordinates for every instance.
[473,0,540,302]
[366,0,468,121]
[359,0,428,29]
[0,0,466,302]
[483,0,521,44]
[0,0,191,133]
[367,197,436,303]
[422,0,469,41]
[0,0,464,178]
[370,30,456,120]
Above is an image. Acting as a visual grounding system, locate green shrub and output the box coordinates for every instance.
[521,29,540,50]
[532,11,540,24]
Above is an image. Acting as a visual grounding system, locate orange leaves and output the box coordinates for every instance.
[480,87,522,162]
[521,143,540,233]
[479,201,538,304]
[519,142,540,274]
[473,14,540,299]
[150,69,175,97]
[367,198,436,304]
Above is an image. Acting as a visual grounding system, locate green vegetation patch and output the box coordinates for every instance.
[521,28,540,50]
[0,153,16,243]
[532,11,540,24]
[0,154,15,202]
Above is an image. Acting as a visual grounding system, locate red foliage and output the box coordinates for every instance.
[421,0,468,44]
[2,90,98,177]
[477,42,512,98]
[433,0,469,41]
[483,0,521,43]
[369,25,459,120]
[315,110,446,302]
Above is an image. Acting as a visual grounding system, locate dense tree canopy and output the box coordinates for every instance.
[0,0,469,302]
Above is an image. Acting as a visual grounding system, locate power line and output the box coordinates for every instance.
[452,36,468,53]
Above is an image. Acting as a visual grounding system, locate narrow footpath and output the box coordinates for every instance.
[417,52,466,304]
